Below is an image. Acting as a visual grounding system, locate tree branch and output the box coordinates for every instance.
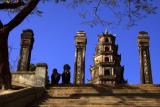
[94,0,102,17]
[0,0,25,10]
[128,0,131,20]
[5,0,40,32]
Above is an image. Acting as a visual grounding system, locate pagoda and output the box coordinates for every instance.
[89,31,126,85]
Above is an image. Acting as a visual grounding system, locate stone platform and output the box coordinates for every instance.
[31,84,160,107]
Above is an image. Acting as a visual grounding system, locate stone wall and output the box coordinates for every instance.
[12,63,48,87]
[0,87,45,107]
[12,72,35,87]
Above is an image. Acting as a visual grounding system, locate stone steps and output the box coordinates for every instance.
[38,105,160,107]
[31,85,160,107]
[37,100,160,107]
[40,95,160,104]
[49,85,160,90]
[47,86,160,97]
[48,89,160,94]
[42,99,160,104]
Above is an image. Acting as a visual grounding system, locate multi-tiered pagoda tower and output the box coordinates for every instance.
[89,31,126,85]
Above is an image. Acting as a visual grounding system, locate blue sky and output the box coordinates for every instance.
[0,1,160,84]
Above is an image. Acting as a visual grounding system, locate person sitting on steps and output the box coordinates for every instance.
[51,68,60,85]
[62,64,70,84]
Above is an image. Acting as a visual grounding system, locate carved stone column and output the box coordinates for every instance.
[17,29,34,71]
[138,31,153,84]
[74,31,87,85]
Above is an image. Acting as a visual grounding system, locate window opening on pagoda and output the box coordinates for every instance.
[105,46,110,52]
[104,69,110,76]
[105,37,109,43]
[105,57,109,62]
[77,42,82,45]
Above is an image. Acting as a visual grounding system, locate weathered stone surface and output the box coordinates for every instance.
[90,32,126,85]
[12,71,35,87]
[31,84,160,107]
[138,31,153,84]
[12,63,48,87]
[74,31,87,85]
[17,29,34,71]
[35,63,48,87]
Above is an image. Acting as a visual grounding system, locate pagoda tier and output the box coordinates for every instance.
[89,32,126,85]
[95,43,118,55]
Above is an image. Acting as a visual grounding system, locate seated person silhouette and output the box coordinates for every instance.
[62,64,70,84]
[51,68,60,85]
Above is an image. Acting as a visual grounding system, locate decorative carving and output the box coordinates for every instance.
[138,31,153,84]
[17,29,34,71]
[74,31,87,85]
[89,31,126,85]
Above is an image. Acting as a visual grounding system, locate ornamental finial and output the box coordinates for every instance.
[104,28,108,34]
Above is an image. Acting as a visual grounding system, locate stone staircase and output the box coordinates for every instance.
[31,84,160,107]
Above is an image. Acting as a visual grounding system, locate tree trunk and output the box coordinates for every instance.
[0,0,40,90]
[0,31,11,89]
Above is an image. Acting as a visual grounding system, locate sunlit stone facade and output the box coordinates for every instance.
[138,31,153,84]
[89,32,126,85]
[74,31,87,85]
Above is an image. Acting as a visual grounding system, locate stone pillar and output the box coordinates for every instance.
[74,31,87,85]
[138,31,153,84]
[17,29,34,71]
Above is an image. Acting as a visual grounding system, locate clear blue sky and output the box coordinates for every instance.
[0,2,160,84]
